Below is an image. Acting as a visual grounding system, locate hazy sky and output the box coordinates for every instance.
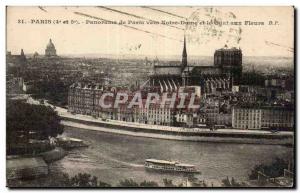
[7,6,294,57]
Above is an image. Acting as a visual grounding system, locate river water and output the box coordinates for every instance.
[52,127,293,186]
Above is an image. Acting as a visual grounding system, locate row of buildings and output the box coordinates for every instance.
[68,82,294,130]
[68,83,202,127]
[232,105,294,130]
[67,35,294,130]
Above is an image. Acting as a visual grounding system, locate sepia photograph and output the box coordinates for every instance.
[5,6,295,188]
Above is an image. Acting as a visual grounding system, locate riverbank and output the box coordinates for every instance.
[60,112,293,145]
[6,147,66,182]
[7,140,89,187]
[24,95,294,145]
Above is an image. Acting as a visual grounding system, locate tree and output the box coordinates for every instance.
[29,77,70,107]
[163,178,176,187]
[70,173,98,187]
[221,176,232,187]
[117,179,139,187]
[98,181,111,187]
[7,100,64,154]
[221,176,246,187]
[249,157,292,180]
[139,180,159,187]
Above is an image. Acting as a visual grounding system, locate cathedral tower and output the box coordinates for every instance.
[181,35,187,71]
[214,46,243,84]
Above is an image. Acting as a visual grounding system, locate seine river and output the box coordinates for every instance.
[51,127,293,186]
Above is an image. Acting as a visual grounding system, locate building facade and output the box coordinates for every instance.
[232,107,262,130]
[232,106,294,130]
[68,83,203,127]
[261,107,294,129]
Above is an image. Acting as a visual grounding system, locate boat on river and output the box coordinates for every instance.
[145,159,200,173]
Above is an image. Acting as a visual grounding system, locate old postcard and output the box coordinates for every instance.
[6,6,295,188]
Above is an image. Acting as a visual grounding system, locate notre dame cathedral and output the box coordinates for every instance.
[148,36,243,94]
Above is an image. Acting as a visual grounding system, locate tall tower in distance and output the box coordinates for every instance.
[45,39,57,57]
[181,35,187,71]
[20,49,27,65]
[181,35,189,86]
[214,45,243,84]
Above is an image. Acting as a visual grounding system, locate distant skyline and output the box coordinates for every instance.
[7,6,294,57]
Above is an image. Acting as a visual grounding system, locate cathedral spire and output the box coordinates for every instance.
[182,35,187,70]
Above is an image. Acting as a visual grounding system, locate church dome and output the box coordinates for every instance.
[47,39,55,49]
[45,38,57,57]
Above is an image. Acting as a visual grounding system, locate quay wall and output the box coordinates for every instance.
[60,116,293,145]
